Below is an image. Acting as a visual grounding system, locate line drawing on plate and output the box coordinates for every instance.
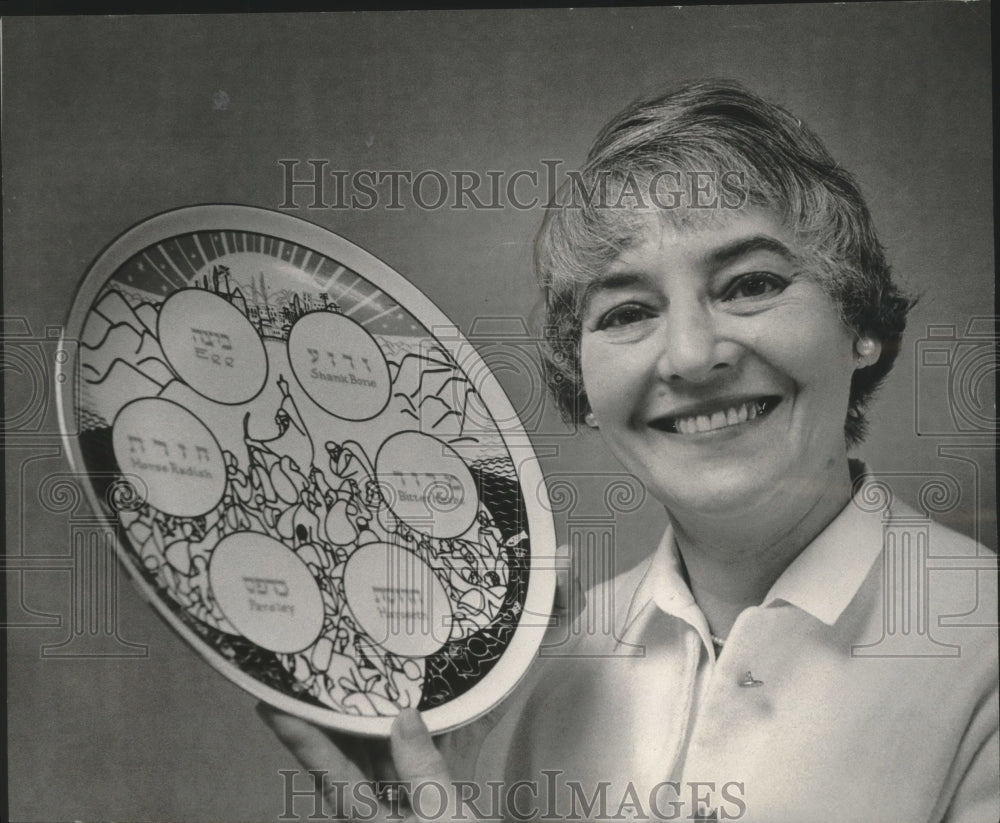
[73,227,532,718]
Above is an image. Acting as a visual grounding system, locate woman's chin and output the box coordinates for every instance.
[649,460,851,525]
[660,485,771,521]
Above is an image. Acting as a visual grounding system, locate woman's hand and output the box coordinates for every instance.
[259,704,465,822]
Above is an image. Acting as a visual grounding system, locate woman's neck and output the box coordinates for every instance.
[669,469,854,639]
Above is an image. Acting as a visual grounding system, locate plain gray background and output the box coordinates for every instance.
[3,6,994,821]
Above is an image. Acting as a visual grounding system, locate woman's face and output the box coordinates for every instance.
[579,209,865,518]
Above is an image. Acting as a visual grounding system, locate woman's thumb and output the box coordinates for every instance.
[389,709,451,785]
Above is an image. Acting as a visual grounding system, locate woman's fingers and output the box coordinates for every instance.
[258,704,362,775]
[258,704,391,822]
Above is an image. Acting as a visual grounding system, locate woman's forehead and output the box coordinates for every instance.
[593,206,800,277]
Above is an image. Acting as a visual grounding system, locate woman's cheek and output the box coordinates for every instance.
[579,339,611,406]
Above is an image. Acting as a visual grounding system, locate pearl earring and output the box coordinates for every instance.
[584,412,599,428]
[855,337,878,366]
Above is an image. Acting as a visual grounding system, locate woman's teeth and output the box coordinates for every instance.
[672,400,767,435]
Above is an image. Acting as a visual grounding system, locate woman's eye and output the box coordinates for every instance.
[597,304,651,329]
[723,272,787,301]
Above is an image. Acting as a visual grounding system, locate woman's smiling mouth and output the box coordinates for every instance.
[649,396,782,435]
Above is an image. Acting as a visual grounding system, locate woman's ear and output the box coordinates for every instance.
[854,337,882,369]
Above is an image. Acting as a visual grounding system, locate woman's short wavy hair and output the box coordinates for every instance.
[536,79,912,445]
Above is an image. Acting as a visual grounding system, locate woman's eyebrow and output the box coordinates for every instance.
[706,234,800,268]
[577,235,798,313]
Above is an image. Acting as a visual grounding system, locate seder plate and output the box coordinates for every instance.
[57,204,556,736]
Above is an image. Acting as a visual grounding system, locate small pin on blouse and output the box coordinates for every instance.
[738,670,764,688]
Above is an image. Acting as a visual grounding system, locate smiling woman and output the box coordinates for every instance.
[264,80,998,823]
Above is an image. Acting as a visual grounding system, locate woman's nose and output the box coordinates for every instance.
[655,302,734,384]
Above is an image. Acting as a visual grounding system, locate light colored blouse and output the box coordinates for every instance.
[444,486,999,822]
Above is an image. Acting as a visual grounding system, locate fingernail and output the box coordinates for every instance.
[396,708,424,741]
